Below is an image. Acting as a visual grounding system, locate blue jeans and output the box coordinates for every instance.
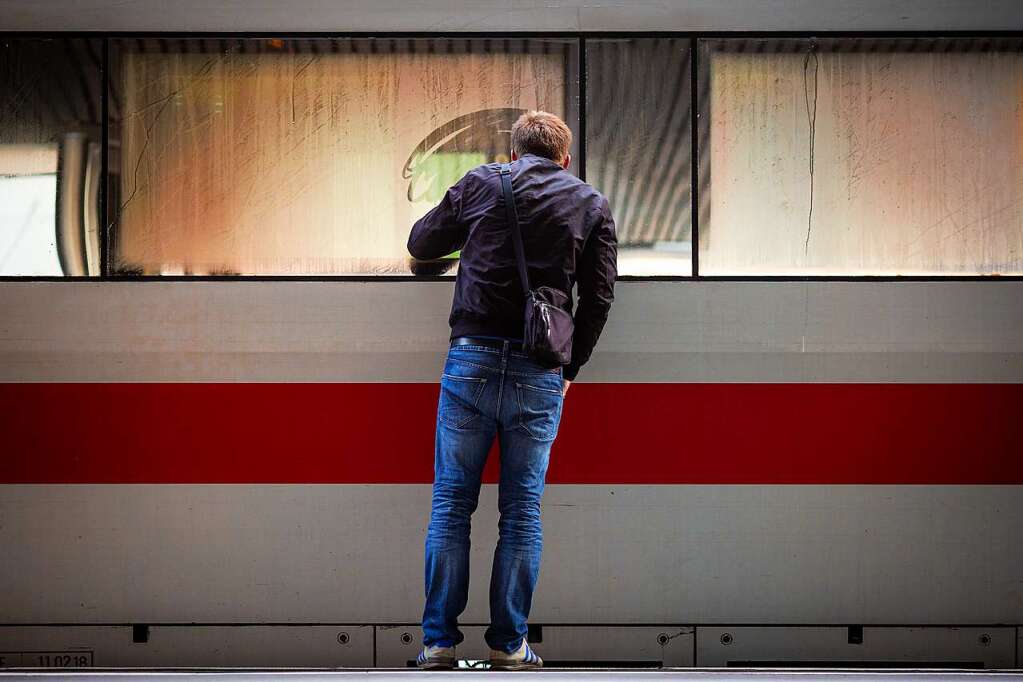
[422,339,564,654]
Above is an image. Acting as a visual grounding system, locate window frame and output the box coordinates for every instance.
[1,29,1022,283]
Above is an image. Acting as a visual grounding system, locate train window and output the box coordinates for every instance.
[107,38,578,276]
[697,38,1023,275]
[1,38,103,276]
[586,38,693,276]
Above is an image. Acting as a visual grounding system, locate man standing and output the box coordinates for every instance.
[407,111,617,670]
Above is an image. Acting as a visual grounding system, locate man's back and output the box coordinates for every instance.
[408,152,617,381]
[412,110,617,670]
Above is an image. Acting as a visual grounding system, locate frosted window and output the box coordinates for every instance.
[587,39,692,276]
[110,39,576,276]
[699,38,1023,275]
[0,149,60,275]
[1,38,101,276]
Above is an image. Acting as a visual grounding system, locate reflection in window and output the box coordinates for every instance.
[0,39,102,276]
[110,39,576,275]
[0,146,60,275]
[698,38,1023,275]
[587,39,692,276]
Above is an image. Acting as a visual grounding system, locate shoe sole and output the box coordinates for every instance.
[489,661,542,671]
[417,660,455,670]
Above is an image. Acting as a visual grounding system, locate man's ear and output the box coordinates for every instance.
[561,153,571,170]
[511,151,518,161]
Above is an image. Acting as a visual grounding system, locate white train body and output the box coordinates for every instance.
[0,0,1021,670]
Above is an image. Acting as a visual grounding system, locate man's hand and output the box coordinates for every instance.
[562,379,571,396]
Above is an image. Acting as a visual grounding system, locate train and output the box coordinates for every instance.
[1,0,1021,670]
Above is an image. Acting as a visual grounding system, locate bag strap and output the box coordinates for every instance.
[499,163,531,296]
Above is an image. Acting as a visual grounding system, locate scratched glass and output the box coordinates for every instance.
[108,38,578,276]
[0,38,102,276]
[586,38,692,276]
[698,38,1023,275]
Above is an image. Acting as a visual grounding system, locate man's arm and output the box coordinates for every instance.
[564,197,618,383]
[407,175,472,260]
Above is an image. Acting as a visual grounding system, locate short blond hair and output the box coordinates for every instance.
[510,110,572,164]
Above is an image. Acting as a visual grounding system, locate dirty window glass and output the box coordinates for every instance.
[1,38,102,276]
[587,38,692,276]
[108,38,578,276]
[698,38,1023,275]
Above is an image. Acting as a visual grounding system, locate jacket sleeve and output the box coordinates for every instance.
[407,174,471,260]
[564,197,618,381]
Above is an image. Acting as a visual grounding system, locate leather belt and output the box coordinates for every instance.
[450,336,525,351]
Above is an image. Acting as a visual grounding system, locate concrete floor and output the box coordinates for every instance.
[1,669,1022,681]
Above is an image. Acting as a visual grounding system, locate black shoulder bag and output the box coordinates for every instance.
[499,163,574,368]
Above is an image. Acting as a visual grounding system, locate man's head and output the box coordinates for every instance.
[510,110,572,169]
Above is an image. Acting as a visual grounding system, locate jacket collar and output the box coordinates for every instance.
[520,152,564,169]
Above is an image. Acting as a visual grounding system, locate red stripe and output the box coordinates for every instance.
[1,383,1021,484]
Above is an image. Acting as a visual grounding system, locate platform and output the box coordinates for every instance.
[1,669,1023,681]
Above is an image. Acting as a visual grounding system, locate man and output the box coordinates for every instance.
[407,110,617,670]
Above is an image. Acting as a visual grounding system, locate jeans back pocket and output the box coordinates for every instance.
[439,373,487,430]
[514,380,564,442]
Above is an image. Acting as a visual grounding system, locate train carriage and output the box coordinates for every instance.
[0,0,1021,671]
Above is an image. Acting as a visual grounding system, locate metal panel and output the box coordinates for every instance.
[1,281,1021,382]
[1,485,1020,625]
[1,0,1023,32]
[696,627,1016,668]
[375,626,693,668]
[0,626,372,668]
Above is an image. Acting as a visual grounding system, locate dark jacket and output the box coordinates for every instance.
[407,153,617,381]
